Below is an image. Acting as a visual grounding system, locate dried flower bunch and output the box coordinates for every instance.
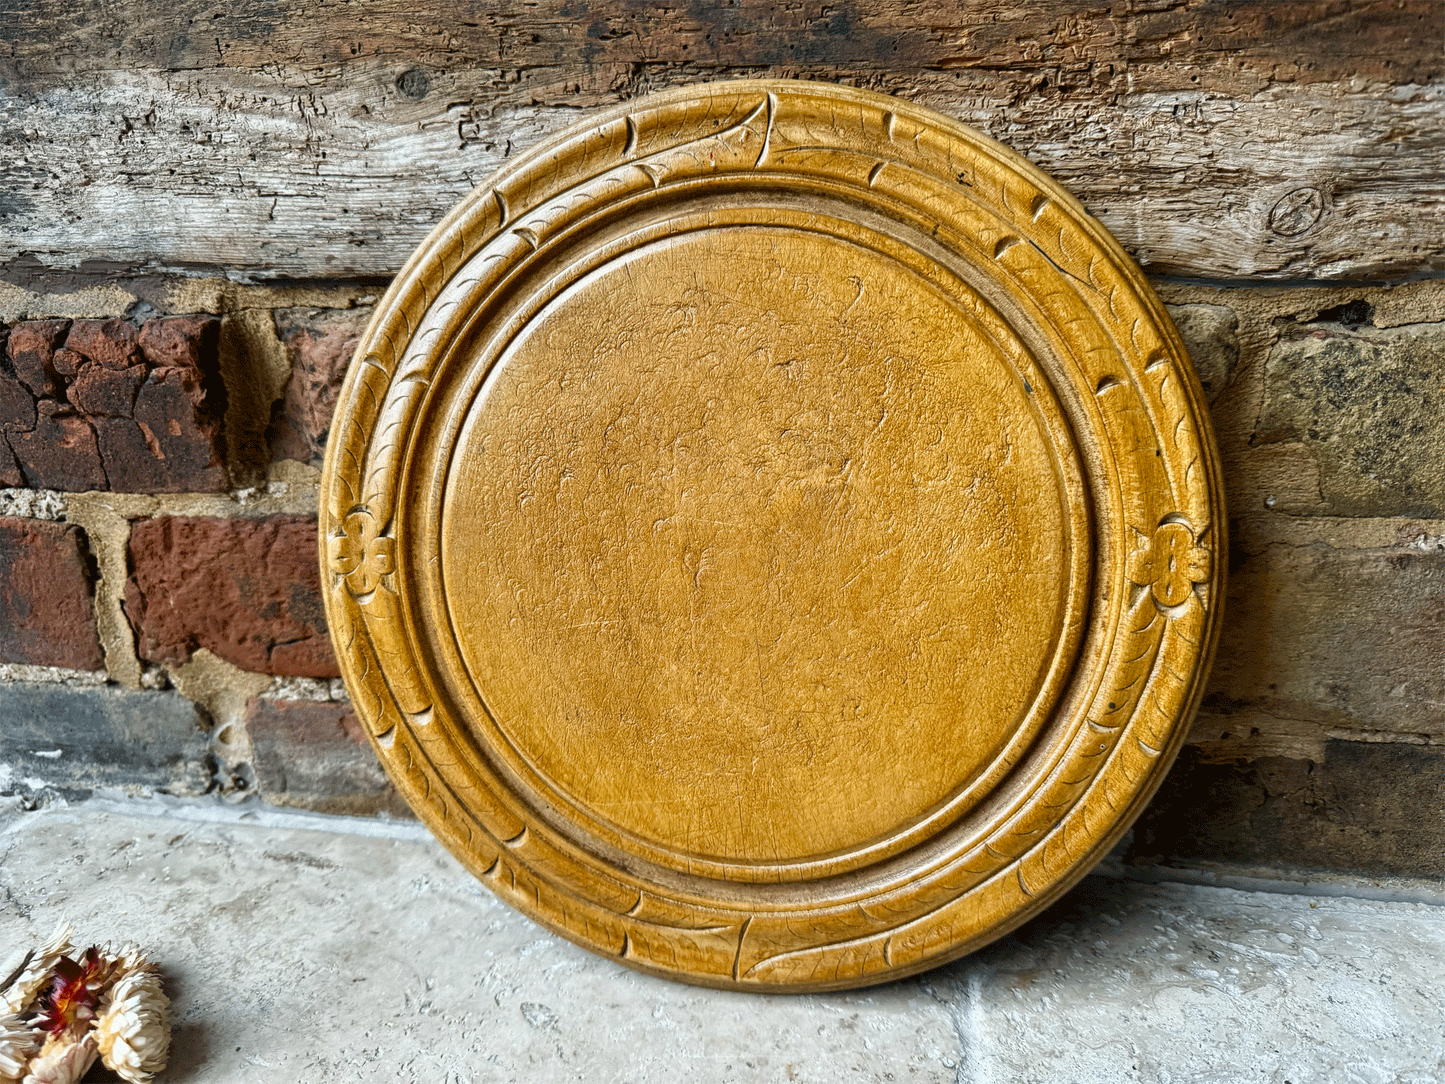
[0,923,169,1084]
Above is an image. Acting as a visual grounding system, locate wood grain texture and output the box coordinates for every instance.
[319,80,1227,989]
[0,1,1440,282]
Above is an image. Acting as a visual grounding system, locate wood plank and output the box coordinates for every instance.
[0,1,1441,282]
[3,0,1439,89]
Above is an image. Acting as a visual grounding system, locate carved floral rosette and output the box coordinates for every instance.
[320,81,1226,990]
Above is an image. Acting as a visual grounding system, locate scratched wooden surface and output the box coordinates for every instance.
[319,80,1227,989]
[0,0,1441,283]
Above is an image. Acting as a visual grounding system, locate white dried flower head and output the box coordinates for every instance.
[100,945,153,985]
[19,1035,95,1084]
[0,1013,39,1084]
[2,923,72,1016]
[95,970,169,1084]
[0,953,27,1003]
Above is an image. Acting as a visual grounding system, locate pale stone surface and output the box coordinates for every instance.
[1207,531,1445,741]
[1258,320,1445,519]
[1166,302,1239,402]
[0,798,1441,1083]
[938,874,1445,1084]
[0,800,959,1083]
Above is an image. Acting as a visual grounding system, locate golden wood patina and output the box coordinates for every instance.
[320,80,1226,991]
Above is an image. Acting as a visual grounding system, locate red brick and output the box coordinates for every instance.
[0,314,228,494]
[124,514,337,677]
[0,517,104,669]
[50,347,83,378]
[0,441,22,488]
[124,365,227,491]
[138,315,220,372]
[244,697,410,817]
[7,320,67,397]
[0,370,35,433]
[269,316,359,463]
[66,318,142,369]
[110,316,227,493]
[7,402,106,491]
[92,366,228,493]
[69,361,145,417]
[90,418,149,487]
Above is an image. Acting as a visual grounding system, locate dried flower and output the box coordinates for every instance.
[94,970,169,1084]
[0,1014,39,1084]
[0,954,28,1003]
[1,924,168,1084]
[1,925,71,1017]
[18,1035,95,1084]
[98,946,150,985]
[30,960,95,1043]
[72,949,114,1002]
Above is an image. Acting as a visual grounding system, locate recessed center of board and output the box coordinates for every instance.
[441,225,1075,867]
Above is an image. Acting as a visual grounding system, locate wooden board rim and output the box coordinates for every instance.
[320,78,1227,991]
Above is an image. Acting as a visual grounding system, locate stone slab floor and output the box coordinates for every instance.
[1,796,1441,1084]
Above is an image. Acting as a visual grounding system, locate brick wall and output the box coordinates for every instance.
[0,278,1439,877]
[0,299,407,818]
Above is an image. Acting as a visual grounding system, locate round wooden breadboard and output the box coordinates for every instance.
[320,80,1225,991]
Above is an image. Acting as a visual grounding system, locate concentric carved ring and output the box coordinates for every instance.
[321,80,1226,990]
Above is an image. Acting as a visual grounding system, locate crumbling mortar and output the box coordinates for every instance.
[0,276,381,325]
[0,663,107,687]
[0,488,66,520]
[265,675,349,702]
[61,497,142,689]
[165,649,270,804]
[217,307,296,488]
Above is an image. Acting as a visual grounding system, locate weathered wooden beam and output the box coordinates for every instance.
[3,0,1439,88]
[1,1,1441,282]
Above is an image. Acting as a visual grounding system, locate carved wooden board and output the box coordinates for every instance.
[320,80,1226,991]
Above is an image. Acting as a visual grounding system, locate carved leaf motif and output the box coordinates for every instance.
[355,585,431,718]
[330,616,404,739]
[1092,591,1165,732]
[1131,590,1209,755]
[1145,349,1213,523]
[326,359,392,521]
